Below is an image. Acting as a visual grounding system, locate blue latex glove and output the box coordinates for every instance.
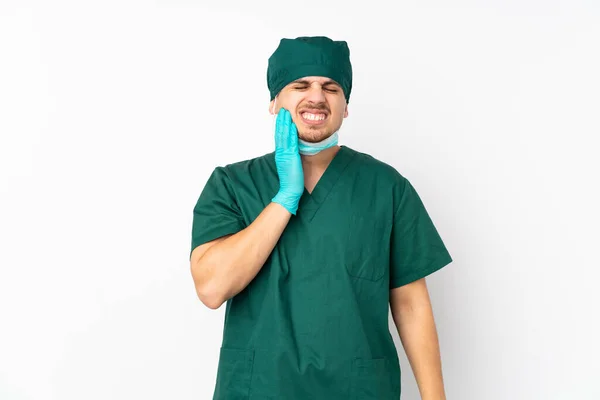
[271,108,305,215]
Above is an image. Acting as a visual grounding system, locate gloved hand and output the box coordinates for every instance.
[271,108,305,215]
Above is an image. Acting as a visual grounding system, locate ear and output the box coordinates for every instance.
[269,99,275,115]
[343,104,349,118]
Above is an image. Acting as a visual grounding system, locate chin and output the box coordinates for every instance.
[298,129,331,143]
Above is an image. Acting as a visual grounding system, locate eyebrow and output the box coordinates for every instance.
[291,79,341,87]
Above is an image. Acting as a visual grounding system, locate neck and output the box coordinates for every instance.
[301,145,340,169]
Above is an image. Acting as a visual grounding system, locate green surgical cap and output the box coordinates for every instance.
[267,36,352,103]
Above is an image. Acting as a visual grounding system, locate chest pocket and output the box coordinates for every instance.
[343,214,391,281]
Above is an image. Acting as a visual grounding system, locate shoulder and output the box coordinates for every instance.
[344,146,415,216]
[212,151,275,182]
[346,146,408,189]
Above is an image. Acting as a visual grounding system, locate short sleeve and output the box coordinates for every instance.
[389,177,453,289]
[190,167,245,259]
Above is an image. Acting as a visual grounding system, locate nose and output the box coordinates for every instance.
[305,82,327,104]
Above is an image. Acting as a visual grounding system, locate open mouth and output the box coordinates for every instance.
[299,110,328,125]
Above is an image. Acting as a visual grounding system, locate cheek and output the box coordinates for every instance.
[280,94,302,111]
[328,97,345,112]
[331,105,346,122]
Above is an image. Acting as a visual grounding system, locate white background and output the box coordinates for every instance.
[1,1,599,399]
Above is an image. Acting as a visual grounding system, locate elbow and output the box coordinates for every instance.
[191,258,224,309]
[191,256,232,310]
[195,282,226,310]
[199,293,225,310]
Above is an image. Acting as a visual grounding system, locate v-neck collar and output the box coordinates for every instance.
[296,145,356,222]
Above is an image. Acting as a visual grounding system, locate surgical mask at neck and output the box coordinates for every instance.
[271,96,339,156]
[297,132,339,155]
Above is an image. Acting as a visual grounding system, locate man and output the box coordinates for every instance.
[190,36,453,400]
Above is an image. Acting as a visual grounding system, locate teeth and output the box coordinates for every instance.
[302,112,326,121]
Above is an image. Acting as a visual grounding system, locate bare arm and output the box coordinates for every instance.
[390,278,446,400]
[190,202,291,309]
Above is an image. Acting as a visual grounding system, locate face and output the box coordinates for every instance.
[269,76,349,143]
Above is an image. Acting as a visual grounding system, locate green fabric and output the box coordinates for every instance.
[190,146,453,400]
[267,36,353,103]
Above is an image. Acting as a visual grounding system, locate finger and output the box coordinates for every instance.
[288,118,299,152]
[275,108,286,149]
[280,109,291,150]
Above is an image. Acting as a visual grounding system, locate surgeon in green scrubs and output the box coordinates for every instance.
[190,36,453,400]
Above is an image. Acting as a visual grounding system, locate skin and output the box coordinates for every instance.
[390,279,447,400]
[269,76,349,143]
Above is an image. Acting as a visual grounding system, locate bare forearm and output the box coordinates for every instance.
[393,302,446,400]
[193,202,291,308]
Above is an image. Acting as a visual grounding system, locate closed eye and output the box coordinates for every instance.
[291,83,340,93]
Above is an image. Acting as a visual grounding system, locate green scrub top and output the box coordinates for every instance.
[190,145,453,400]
